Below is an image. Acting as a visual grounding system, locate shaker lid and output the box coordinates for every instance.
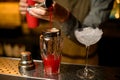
[21,51,31,56]
[42,28,61,37]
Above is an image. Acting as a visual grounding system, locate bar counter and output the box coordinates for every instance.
[0,57,120,80]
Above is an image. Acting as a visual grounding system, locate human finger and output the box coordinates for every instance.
[28,8,50,20]
[29,7,47,15]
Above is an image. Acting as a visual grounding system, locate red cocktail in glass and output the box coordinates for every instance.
[42,53,61,75]
[40,28,62,75]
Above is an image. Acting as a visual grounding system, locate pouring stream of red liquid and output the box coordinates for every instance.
[48,6,53,28]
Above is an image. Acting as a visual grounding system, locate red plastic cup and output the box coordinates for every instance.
[26,0,39,28]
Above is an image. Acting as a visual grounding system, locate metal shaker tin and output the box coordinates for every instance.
[40,28,62,56]
[18,51,35,76]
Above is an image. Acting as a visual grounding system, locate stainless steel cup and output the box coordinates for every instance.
[18,51,35,76]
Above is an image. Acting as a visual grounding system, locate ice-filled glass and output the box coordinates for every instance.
[75,26,103,79]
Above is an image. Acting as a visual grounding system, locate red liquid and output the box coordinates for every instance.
[42,54,61,75]
[48,6,53,28]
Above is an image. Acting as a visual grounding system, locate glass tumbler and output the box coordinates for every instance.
[40,28,62,75]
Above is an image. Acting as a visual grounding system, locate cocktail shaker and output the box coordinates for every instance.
[34,0,53,8]
[40,28,62,75]
[40,28,62,56]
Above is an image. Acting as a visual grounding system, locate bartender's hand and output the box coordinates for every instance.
[19,0,44,14]
[19,0,69,22]
[19,0,28,15]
